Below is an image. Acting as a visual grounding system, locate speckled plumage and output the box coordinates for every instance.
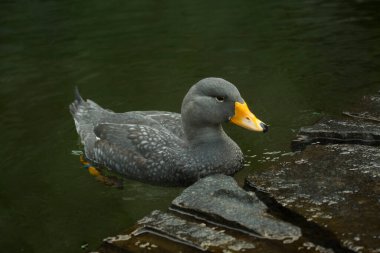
[70,78,245,186]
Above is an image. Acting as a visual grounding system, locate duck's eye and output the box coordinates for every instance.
[215,96,225,102]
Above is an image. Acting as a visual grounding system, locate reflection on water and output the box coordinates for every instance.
[0,0,379,252]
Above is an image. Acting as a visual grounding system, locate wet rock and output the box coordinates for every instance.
[171,174,302,242]
[98,210,295,253]
[291,117,380,151]
[246,144,380,253]
[134,210,256,251]
[292,94,380,151]
[104,210,255,252]
[98,175,307,253]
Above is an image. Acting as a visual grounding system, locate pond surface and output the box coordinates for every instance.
[1,0,379,252]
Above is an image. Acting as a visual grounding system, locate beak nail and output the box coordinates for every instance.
[260,122,269,133]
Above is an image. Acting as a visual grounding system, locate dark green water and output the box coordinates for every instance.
[1,0,379,252]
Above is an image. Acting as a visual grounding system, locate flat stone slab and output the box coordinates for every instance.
[98,210,301,253]
[99,210,258,252]
[292,117,380,151]
[246,144,380,253]
[292,94,380,151]
[98,175,307,253]
[171,174,301,242]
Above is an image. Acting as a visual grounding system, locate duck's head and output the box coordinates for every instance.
[181,78,268,134]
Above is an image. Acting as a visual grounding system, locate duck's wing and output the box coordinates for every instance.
[134,112,184,139]
[97,111,184,139]
[91,123,187,184]
[70,89,185,159]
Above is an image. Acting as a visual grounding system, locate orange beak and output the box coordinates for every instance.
[230,102,269,132]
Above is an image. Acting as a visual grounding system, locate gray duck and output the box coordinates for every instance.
[70,78,268,186]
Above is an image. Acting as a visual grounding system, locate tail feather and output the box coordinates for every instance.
[69,86,111,160]
[69,86,97,159]
[69,86,85,116]
[74,86,84,103]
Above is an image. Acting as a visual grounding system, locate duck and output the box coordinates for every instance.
[70,78,268,186]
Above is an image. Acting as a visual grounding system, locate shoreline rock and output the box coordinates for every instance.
[99,175,304,253]
[246,144,380,253]
[292,94,380,151]
[171,175,301,242]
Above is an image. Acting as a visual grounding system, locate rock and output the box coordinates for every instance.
[171,174,301,242]
[134,210,256,251]
[292,94,380,151]
[98,209,299,253]
[291,117,380,151]
[99,210,257,252]
[246,144,380,253]
[98,175,306,253]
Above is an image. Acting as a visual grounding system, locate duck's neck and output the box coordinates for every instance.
[183,123,228,147]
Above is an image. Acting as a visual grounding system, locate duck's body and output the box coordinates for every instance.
[70,78,267,186]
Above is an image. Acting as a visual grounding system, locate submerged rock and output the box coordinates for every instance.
[292,94,380,151]
[291,117,380,151]
[246,144,380,253]
[171,174,301,242]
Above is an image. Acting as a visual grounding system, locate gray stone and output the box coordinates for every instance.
[98,175,307,253]
[135,210,256,251]
[171,174,302,242]
[246,144,380,253]
[292,117,380,151]
[292,94,380,151]
[98,210,273,253]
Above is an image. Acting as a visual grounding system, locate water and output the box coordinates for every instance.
[1,0,379,252]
